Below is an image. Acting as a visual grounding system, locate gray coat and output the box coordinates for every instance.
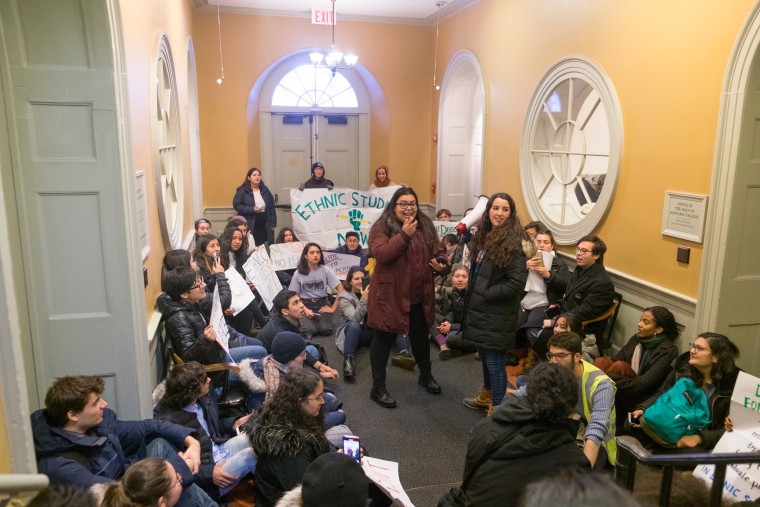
[334,290,367,353]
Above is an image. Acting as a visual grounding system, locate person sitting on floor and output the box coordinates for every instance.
[155,362,256,500]
[335,266,375,380]
[452,363,589,507]
[594,306,679,432]
[30,375,214,506]
[333,231,368,270]
[289,242,344,336]
[101,458,184,507]
[275,453,370,507]
[431,263,474,360]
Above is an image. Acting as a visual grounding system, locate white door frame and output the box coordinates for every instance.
[437,49,486,215]
[697,1,760,333]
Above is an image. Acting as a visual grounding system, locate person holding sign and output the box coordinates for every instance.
[289,243,344,337]
[333,231,368,270]
[219,226,268,334]
[366,187,448,409]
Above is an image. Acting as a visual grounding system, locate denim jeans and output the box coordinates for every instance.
[217,433,257,497]
[343,321,373,356]
[478,346,508,406]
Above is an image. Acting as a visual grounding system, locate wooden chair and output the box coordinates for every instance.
[581,291,622,352]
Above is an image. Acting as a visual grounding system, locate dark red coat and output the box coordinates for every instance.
[367,224,441,334]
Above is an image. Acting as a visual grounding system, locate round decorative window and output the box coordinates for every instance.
[520,57,623,244]
[152,34,183,250]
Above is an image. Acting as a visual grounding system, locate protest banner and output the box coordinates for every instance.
[291,186,399,250]
[224,267,255,316]
[242,248,282,311]
[323,252,360,280]
[434,221,458,238]
[362,457,415,507]
[209,286,232,361]
[269,241,307,271]
[693,371,760,502]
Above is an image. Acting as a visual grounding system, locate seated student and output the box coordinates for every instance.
[520,469,642,507]
[274,227,300,287]
[28,484,98,507]
[431,264,474,360]
[30,376,214,506]
[218,225,268,333]
[299,162,334,190]
[158,266,267,395]
[247,369,332,507]
[594,306,679,431]
[335,266,374,379]
[275,453,370,507]
[546,332,616,469]
[155,362,256,500]
[257,289,328,371]
[333,231,368,270]
[436,208,452,221]
[193,234,224,294]
[288,242,343,336]
[527,312,584,367]
[453,363,589,507]
[101,458,184,507]
[188,218,211,253]
[630,332,739,452]
[227,216,257,255]
[517,228,571,348]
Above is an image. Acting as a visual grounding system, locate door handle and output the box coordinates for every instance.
[275,193,279,204]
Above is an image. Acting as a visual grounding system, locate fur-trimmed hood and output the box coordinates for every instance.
[274,485,302,507]
[248,417,324,458]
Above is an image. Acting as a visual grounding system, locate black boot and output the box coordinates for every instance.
[343,355,356,380]
[370,387,397,408]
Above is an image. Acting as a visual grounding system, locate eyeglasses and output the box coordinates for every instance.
[396,201,417,209]
[575,247,593,255]
[306,393,324,402]
[546,351,573,361]
[173,471,182,488]
[689,342,712,353]
[190,281,205,290]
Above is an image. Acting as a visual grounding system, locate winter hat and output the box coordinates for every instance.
[230,215,248,225]
[271,332,306,364]
[302,453,368,507]
[311,161,325,177]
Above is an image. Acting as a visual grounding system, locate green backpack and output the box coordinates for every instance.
[641,377,711,445]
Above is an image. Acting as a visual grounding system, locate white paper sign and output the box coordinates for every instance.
[693,371,760,502]
[362,457,415,507]
[269,241,308,272]
[242,248,283,311]
[209,285,232,361]
[433,221,458,238]
[224,267,255,316]
[291,186,399,250]
[324,252,360,280]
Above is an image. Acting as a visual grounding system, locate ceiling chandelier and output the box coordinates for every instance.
[309,0,358,76]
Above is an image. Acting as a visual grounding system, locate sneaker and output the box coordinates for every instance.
[439,348,452,361]
[391,351,416,371]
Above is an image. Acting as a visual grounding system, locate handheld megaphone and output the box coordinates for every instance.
[455,195,489,234]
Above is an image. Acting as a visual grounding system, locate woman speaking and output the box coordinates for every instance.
[366,187,447,408]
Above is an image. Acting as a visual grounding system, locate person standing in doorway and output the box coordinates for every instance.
[233,167,277,246]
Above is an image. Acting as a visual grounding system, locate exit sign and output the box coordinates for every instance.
[312,8,335,25]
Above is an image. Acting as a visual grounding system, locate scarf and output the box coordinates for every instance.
[631,334,669,373]
[373,177,391,187]
[263,355,288,402]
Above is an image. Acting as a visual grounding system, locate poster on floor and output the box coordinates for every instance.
[242,248,282,311]
[269,241,308,271]
[291,186,399,250]
[693,371,760,502]
[362,457,415,507]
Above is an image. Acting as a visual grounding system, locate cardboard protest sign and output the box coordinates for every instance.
[209,285,232,361]
[224,267,255,316]
[433,220,458,238]
[323,252,360,280]
[269,241,307,271]
[693,371,760,502]
[362,457,415,507]
[242,248,282,311]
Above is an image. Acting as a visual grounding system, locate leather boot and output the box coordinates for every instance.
[343,355,356,380]
[463,386,492,410]
[370,387,397,408]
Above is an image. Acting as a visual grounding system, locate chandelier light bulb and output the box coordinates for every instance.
[216,76,224,85]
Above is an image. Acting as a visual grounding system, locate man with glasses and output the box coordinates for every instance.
[546,331,616,469]
[555,235,615,350]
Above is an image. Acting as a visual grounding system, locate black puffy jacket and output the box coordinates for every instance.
[462,248,527,351]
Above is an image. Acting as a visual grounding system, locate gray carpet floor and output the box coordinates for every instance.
[315,334,485,507]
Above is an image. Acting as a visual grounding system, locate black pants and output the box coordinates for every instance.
[369,303,432,390]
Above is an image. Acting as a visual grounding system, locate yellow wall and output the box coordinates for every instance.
[119,1,197,315]
[430,0,756,297]
[193,12,435,206]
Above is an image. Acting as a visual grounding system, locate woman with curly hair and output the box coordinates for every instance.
[247,368,330,507]
[462,193,531,412]
[101,458,183,507]
[366,186,448,408]
[452,363,589,507]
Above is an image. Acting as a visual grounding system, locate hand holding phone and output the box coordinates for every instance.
[342,435,361,464]
[212,252,218,267]
[362,276,370,291]
[627,411,641,426]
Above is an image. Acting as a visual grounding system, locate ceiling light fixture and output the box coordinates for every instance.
[309,0,357,76]
[432,1,446,91]
[216,4,225,85]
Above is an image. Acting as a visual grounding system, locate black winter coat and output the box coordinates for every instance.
[544,255,572,303]
[232,182,277,244]
[248,416,329,507]
[610,335,679,408]
[639,352,740,450]
[462,249,527,351]
[459,396,589,507]
[560,261,615,322]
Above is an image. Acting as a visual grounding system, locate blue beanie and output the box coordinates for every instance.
[271,332,306,364]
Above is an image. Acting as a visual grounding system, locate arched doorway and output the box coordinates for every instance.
[437,50,485,217]
[699,2,760,373]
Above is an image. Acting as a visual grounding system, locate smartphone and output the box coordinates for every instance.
[342,435,361,463]
[627,412,640,425]
[544,306,561,320]
[362,276,370,291]
[212,252,218,267]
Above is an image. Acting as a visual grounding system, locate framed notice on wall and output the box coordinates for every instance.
[661,191,708,243]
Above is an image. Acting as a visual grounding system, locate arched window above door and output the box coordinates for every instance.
[272,64,358,108]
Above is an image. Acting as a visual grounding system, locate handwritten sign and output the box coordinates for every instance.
[693,371,760,502]
[323,252,360,280]
[362,457,414,507]
[209,286,232,361]
[269,241,307,272]
[433,221,458,238]
[242,248,282,311]
[224,268,255,316]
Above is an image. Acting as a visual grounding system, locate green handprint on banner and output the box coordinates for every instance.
[348,209,364,231]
